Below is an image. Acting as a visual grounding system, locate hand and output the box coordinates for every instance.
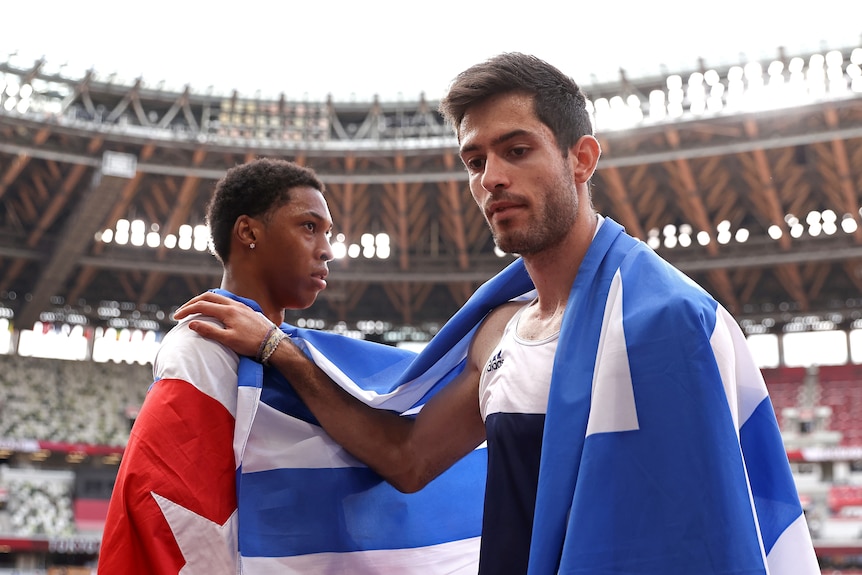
[173,292,275,358]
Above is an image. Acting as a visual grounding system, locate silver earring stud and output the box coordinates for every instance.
[250,243,256,249]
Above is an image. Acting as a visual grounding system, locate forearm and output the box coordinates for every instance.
[172,292,479,490]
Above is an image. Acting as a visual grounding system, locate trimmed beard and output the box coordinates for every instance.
[491,166,579,256]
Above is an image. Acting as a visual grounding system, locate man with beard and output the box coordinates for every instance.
[174,53,818,574]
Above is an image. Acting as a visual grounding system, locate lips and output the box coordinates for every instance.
[311,269,328,289]
[486,200,522,220]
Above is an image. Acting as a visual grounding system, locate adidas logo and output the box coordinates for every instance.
[485,350,504,372]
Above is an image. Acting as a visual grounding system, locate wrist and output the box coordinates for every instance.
[256,325,288,366]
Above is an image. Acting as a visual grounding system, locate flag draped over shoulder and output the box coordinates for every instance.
[223,260,535,573]
[525,218,819,574]
[97,260,531,575]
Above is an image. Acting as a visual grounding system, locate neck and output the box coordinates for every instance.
[220,271,285,326]
[522,210,597,314]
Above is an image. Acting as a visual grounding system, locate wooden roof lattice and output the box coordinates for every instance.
[1,46,861,340]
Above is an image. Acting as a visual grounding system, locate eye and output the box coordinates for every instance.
[464,156,485,172]
[304,222,316,232]
[509,146,529,158]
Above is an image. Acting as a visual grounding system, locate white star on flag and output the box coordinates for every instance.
[152,491,238,574]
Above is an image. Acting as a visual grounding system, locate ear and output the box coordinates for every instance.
[233,214,259,249]
[570,135,602,184]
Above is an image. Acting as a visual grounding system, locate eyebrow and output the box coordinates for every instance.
[459,129,532,156]
[297,209,333,227]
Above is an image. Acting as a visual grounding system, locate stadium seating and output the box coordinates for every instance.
[0,355,151,447]
[3,475,74,537]
[816,365,862,446]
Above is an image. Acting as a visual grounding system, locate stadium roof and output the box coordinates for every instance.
[1,40,862,342]
[2,0,859,102]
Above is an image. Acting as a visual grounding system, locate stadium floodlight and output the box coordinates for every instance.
[648,90,666,121]
[331,242,347,259]
[767,225,783,240]
[130,219,146,246]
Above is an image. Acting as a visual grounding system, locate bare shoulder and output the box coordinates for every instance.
[468,301,527,368]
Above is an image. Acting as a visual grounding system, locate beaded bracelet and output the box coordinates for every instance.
[256,325,288,366]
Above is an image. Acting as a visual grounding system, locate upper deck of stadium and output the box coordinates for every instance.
[1,44,861,343]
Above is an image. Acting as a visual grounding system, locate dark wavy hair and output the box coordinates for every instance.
[206,158,325,264]
[439,52,593,154]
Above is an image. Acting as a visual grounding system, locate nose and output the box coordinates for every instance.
[480,154,509,192]
[319,238,334,262]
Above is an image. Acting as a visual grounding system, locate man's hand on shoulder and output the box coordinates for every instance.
[173,292,273,358]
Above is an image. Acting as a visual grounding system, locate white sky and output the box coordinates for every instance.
[2,0,860,102]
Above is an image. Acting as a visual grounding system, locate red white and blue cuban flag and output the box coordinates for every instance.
[98,257,529,574]
[99,216,817,574]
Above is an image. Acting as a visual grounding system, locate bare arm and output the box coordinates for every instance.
[173,292,520,492]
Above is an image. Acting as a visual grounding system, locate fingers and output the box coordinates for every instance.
[173,292,236,320]
[185,318,222,340]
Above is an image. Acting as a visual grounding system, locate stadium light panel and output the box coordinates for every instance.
[331,242,347,259]
[767,225,783,240]
[826,50,844,68]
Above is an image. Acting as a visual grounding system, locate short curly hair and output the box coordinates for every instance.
[206,158,325,264]
[439,52,593,155]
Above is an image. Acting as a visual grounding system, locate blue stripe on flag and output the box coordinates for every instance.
[740,396,806,554]
[237,449,486,557]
